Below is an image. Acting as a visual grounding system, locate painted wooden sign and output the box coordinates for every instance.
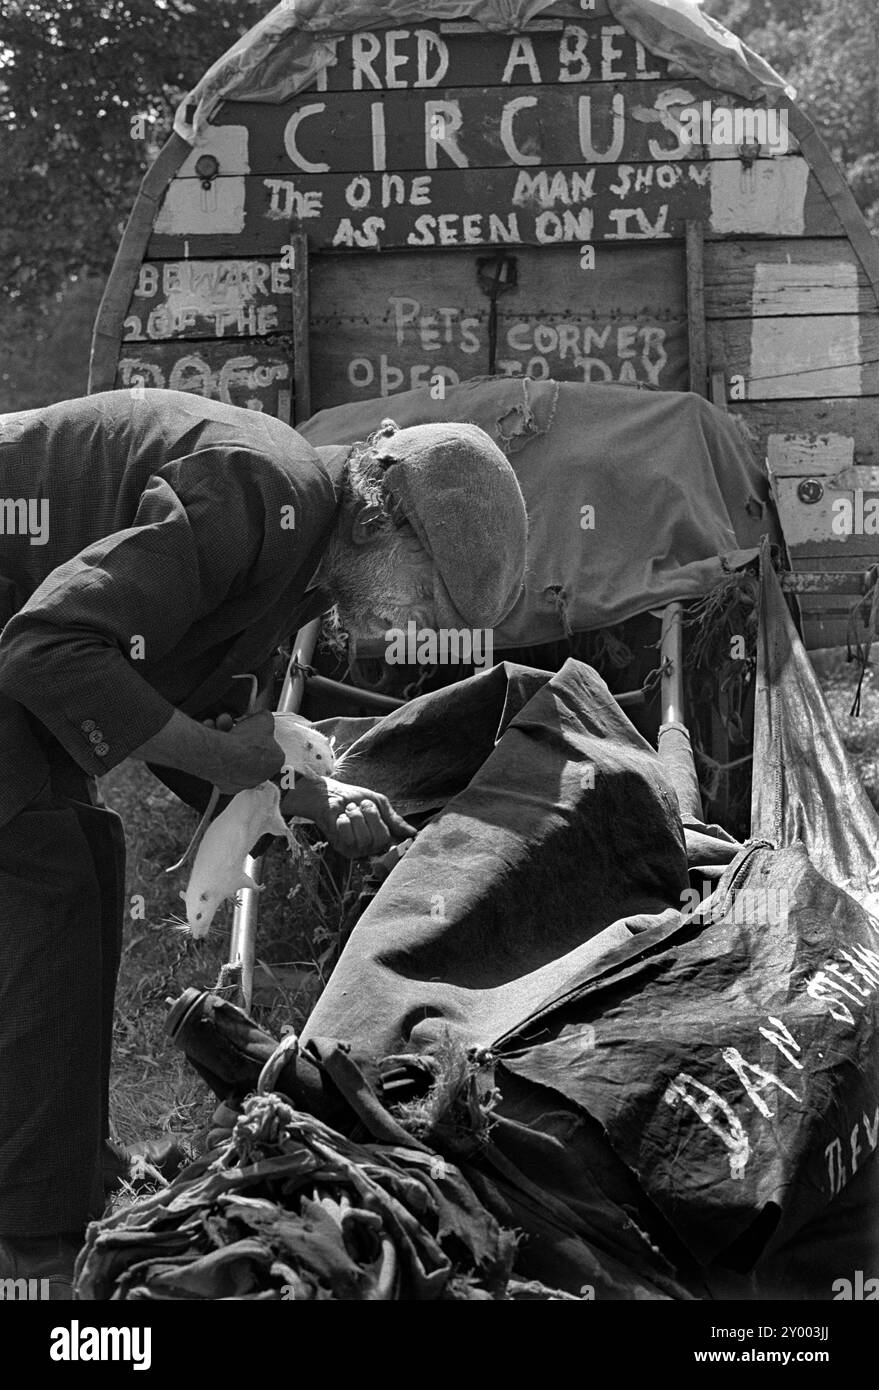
[124,243,688,405]
[116,340,291,415]
[97,9,879,647]
[307,244,687,410]
[146,21,818,260]
[122,259,293,342]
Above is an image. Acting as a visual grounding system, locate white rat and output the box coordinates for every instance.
[272,713,336,781]
[182,781,295,939]
[175,713,338,938]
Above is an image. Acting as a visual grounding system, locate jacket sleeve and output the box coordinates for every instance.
[0,451,287,778]
[146,652,281,812]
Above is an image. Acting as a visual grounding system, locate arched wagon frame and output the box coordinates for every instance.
[89,0,879,652]
[88,0,879,996]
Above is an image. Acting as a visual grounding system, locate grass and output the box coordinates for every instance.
[813,650,879,812]
[101,763,368,1156]
[101,651,879,1161]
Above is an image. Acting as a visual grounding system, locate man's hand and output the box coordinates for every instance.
[130,708,283,794]
[282,777,417,859]
[201,711,285,794]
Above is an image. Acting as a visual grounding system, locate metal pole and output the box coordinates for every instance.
[657,602,705,823]
[660,602,684,726]
[227,619,322,1010]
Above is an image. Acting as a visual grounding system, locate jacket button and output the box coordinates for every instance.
[94,742,109,757]
[81,719,96,732]
[88,729,104,744]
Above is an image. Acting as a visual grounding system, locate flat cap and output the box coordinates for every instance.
[373,422,528,630]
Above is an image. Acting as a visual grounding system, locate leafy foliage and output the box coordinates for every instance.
[0,1,264,312]
[706,0,879,227]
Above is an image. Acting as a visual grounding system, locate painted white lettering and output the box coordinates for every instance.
[664,1073,750,1180]
[424,100,469,169]
[500,96,540,166]
[502,35,542,85]
[284,106,329,174]
[578,93,625,162]
[721,1046,801,1119]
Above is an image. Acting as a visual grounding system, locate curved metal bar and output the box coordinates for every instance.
[227,619,322,1010]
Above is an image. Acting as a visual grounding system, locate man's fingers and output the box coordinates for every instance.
[339,803,378,857]
[331,811,357,857]
[201,713,234,732]
[320,785,417,857]
[374,794,418,840]
[357,799,392,854]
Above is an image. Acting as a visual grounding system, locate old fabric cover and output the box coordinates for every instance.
[74,1091,530,1300]
[174,0,793,144]
[295,653,879,1297]
[752,543,879,918]
[302,377,775,645]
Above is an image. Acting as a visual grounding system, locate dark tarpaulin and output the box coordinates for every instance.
[310,658,691,1055]
[301,378,775,646]
[296,614,879,1297]
[497,840,879,1290]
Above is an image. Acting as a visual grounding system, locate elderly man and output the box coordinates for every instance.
[0,387,527,1295]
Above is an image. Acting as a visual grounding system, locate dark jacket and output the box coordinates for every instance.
[0,389,345,826]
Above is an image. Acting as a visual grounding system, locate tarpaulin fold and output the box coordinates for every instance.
[296,646,879,1297]
[305,657,691,1055]
[752,542,879,917]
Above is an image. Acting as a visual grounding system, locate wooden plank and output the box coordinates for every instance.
[709,368,728,410]
[203,82,794,177]
[289,18,667,94]
[707,316,878,400]
[127,240,685,345]
[765,432,855,477]
[306,243,687,410]
[765,431,879,651]
[784,552,879,569]
[705,239,876,319]
[290,231,311,423]
[781,571,874,594]
[88,133,192,392]
[114,340,292,416]
[801,610,871,651]
[749,101,879,652]
[772,476,879,554]
[686,220,707,396]
[147,157,840,259]
[121,258,292,342]
[731,399,879,466]
[784,98,879,314]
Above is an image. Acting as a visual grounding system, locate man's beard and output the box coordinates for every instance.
[321,528,436,654]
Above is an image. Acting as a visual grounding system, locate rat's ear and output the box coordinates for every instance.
[350,502,387,546]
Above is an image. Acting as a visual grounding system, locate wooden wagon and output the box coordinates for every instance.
[87,0,879,993]
[89,0,879,646]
